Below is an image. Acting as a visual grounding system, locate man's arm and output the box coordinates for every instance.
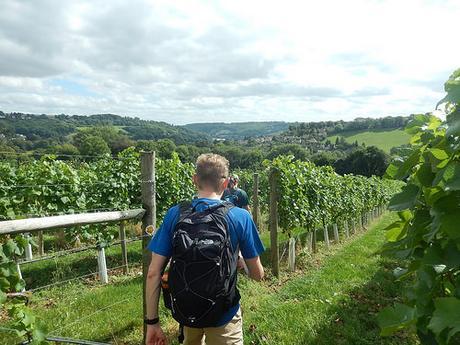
[145,253,169,345]
[244,256,264,281]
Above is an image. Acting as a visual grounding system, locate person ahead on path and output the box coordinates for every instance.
[145,153,265,345]
[222,175,250,211]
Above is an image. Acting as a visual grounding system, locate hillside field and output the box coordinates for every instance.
[327,129,410,153]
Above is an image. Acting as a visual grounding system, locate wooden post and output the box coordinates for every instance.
[323,225,330,248]
[333,223,339,243]
[24,233,33,261]
[38,231,44,256]
[141,151,156,341]
[97,247,109,284]
[344,220,349,238]
[312,229,317,253]
[252,173,260,231]
[307,231,314,252]
[269,168,279,278]
[288,238,296,272]
[119,222,128,274]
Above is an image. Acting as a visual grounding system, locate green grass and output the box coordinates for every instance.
[241,213,416,345]
[21,239,143,290]
[1,213,417,344]
[328,129,411,153]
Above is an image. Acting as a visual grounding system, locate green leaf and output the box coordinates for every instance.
[394,149,421,180]
[446,110,460,138]
[442,161,460,191]
[398,210,413,222]
[428,297,460,343]
[6,209,15,219]
[385,163,400,179]
[430,148,449,161]
[416,163,435,187]
[437,214,460,239]
[0,262,12,277]
[0,277,10,290]
[378,303,416,336]
[0,290,6,304]
[406,114,433,135]
[14,278,25,292]
[389,184,420,211]
[3,240,21,257]
[438,69,460,108]
[31,327,46,344]
[385,222,407,242]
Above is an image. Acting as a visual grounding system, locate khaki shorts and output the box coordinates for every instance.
[183,308,243,345]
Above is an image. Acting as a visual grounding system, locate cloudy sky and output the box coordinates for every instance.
[0,0,459,124]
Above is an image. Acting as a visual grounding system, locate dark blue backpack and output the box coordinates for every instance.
[163,201,240,328]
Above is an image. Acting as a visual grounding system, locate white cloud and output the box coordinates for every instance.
[0,0,459,124]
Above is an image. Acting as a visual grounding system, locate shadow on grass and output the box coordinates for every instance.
[302,257,416,345]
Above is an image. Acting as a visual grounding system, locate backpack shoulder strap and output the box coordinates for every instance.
[176,200,193,224]
[220,200,235,213]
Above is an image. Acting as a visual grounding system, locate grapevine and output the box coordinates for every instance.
[378,69,460,344]
[264,155,401,233]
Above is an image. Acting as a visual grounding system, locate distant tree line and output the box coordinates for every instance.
[284,115,410,142]
[0,111,392,177]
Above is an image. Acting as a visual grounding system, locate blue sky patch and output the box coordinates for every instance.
[50,78,98,97]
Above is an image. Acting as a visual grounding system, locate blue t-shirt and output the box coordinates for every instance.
[148,198,264,327]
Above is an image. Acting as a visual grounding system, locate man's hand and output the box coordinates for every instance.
[145,324,167,345]
[237,256,245,270]
[237,255,249,275]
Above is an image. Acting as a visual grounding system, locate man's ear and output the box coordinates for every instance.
[218,177,229,194]
[192,174,200,188]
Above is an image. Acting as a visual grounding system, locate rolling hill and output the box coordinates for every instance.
[183,121,290,140]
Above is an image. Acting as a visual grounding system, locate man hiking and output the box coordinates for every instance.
[222,175,250,211]
[145,153,265,345]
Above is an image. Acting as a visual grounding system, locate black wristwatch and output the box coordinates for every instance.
[144,317,160,325]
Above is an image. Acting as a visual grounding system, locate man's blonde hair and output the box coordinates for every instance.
[195,153,229,192]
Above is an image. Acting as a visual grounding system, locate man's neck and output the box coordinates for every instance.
[197,191,222,200]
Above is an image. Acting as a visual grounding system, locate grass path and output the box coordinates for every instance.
[241,212,416,344]
[2,213,417,344]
